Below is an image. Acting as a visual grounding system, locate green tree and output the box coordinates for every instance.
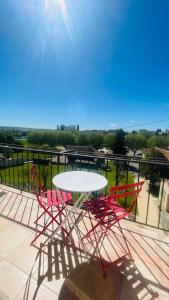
[139,129,154,139]
[0,131,16,144]
[88,133,104,149]
[148,135,168,149]
[125,133,147,156]
[140,149,169,185]
[105,133,115,151]
[77,133,89,146]
[60,124,65,131]
[27,130,76,147]
[0,146,13,159]
[28,131,50,147]
[155,128,161,135]
[57,131,76,146]
[113,129,127,155]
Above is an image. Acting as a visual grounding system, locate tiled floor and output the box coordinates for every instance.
[0,184,169,300]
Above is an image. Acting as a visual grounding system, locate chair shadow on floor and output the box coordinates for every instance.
[58,258,160,300]
[22,229,161,300]
[22,231,87,300]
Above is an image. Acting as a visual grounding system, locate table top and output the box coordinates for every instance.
[52,171,108,193]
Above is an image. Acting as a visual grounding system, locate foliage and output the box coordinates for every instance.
[105,130,127,154]
[88,133,104,149]
[28,130,104,149]
[77,133,89,146]
[105,133,115,151]
[0,146,13,158]
[27,131,56,147]
[125,133,147,155]
[113,129,127,155]
[0,131,16,144]
[155,128,162,135]
[138,129,154,139]
[140,149,169,184]
[147,135,168,149]
[56,124,79,131]
[3,127,168,156]
[27,131,76,147]
[57,131,76,146]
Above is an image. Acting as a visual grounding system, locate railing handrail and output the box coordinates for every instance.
[0,143,169,232]
[0,143,169,166]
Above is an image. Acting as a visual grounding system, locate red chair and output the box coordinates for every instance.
[82,181,144,277]
[29,164,73,245]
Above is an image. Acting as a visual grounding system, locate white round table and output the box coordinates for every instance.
[52,171,108,193]
[52,171,107,256]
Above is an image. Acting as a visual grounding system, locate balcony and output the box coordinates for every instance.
[0,145,169,299]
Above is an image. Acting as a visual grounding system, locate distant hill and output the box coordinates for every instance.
[0,126,54,132]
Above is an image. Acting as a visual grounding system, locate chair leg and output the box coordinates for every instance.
[31,205,71,245]
[34,210,46,224]
[82,211,108,278]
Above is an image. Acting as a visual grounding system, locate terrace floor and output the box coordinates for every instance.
[0,184,169,300]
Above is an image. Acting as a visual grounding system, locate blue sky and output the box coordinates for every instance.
[0,0,169,131]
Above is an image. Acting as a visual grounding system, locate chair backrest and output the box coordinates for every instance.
[109,181,144,213]
[29,164,45,199]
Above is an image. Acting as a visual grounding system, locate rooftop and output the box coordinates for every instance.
[0,184,169,300]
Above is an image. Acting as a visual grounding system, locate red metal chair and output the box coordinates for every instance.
[29,164,73,245]
[82,181,144,277]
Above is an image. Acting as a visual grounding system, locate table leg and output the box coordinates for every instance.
[44,192,91,259]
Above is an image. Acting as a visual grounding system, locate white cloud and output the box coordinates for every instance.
[110,123,117,128]
[130,120,135,123]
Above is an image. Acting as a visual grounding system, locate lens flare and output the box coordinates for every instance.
[45,0,48,14]
[45,0,73,40]
[57,0,73,40]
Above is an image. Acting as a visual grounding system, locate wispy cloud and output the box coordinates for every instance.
[110,123,117,128]
[130,120,135,123]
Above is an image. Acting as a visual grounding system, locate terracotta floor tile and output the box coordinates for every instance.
[0,222,32,257]
[14,277,57,300]
[0,260,28,299]
[6,235,42,275]
[0,217,13,231]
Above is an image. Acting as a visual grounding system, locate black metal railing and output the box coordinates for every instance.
[0,144,169,231]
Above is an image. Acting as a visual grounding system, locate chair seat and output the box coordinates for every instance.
[40,190,72,207]
[84,198,129,225]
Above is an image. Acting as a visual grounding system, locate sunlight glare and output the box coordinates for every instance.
[57,0,73,40]
[45,0,73,40]
[45,0,48,14]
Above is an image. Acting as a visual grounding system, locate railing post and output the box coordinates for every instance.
[158,178,165,229]
[115,160,119,186]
